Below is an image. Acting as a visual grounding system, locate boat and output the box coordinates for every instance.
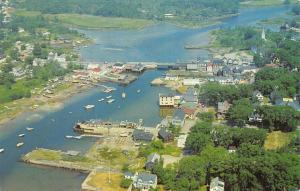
[16,142,24,147]
[98,98,105,102]
[0,148,4,153]
[73,136,82,140]
[18,134,25,137]
[122,92,126,98]
[137,89,141,93]
[106,96,112,99]
[107,99,115,104]
[65,135,73,139]
[26,127,34,131]
[84,105,95,109]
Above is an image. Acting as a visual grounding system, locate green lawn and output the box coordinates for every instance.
[47,14,154,30]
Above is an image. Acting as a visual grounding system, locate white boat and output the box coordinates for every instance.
[65,135,73,139]
[98,98,105,102]
[26,127,34,131]
[0,149,4,153]
[73,136,82,140]
[107,99,115,104]
[16,142,24,147]
[122,92,126,98]
[106,96,112,99]
[137,89,141,93]
[18,134,25,137]
[84,105,95,109]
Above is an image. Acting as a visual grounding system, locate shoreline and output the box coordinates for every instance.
[0,81,94,127]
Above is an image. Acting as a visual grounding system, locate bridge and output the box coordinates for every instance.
[78,60,188,70]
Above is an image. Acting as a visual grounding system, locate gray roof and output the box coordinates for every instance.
[146,153,160,164]
[133,129,153,141]
[124,171,134,177]
[137,172,157,184]
[158,128,172,140]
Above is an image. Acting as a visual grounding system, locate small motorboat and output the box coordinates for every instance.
[26,127,34,131]
[84,105,95,109]
[0,148,4,153]
[107,99,115,104]
[65,135,73,139]
[18,134,25,137]
[106,96,112,99]
[16,142,24,148]
[137,89,141,93]
[98,98,105,102]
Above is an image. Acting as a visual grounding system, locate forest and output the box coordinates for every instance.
[11,0,240,21]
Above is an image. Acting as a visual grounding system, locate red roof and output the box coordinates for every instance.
[182,108,196,115]
[91,67,101,72]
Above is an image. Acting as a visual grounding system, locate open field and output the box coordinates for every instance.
[264,131,296,150]
[47,14,155,30]
[83,172,127,191]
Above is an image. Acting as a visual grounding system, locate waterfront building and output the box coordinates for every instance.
[159,94,175,107]
[132,129,154,142]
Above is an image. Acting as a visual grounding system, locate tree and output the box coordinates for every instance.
[120,178,132,189]
[228,98,254,127]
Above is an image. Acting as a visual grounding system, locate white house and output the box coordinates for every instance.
[210,177,225,191]
[183,78,202,86]
[159,94,175,107]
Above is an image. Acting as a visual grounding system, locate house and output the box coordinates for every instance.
[186,63,198,70]
[158,128,173,143]
[133,172,157,190]
[145,153,161,170]
[228,146,237,153]
[248,112,263,123]
[217,101,231,119]
[183,78,202,86]
[183,88,198,103]
[177,134,187,148]
[171,115,185,127]
[182,107,196,119]
[252,90,264,102]
[210,177,225,191]
[124,171,135,180]
[112,63,125,70]
[132,129,154,142]
[131,63,145,73]
[165,73,178,81]
[159,94,175,107]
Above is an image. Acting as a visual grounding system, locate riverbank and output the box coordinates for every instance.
[0,79,93,127]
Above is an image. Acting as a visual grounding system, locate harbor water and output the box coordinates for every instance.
[0,5,292,191]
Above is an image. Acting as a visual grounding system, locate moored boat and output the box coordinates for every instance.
[18,134,25,137]
[16,142,24,148]
[98,98,105,102]
[0,148,4,153]
[26,127,34,131]
[122,92,126,98]
[84,105,95,109]
[137,89,141,93]
[106,96,112,99]
[107,99,115,104]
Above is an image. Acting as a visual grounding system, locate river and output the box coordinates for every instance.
[0,5,291,191]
